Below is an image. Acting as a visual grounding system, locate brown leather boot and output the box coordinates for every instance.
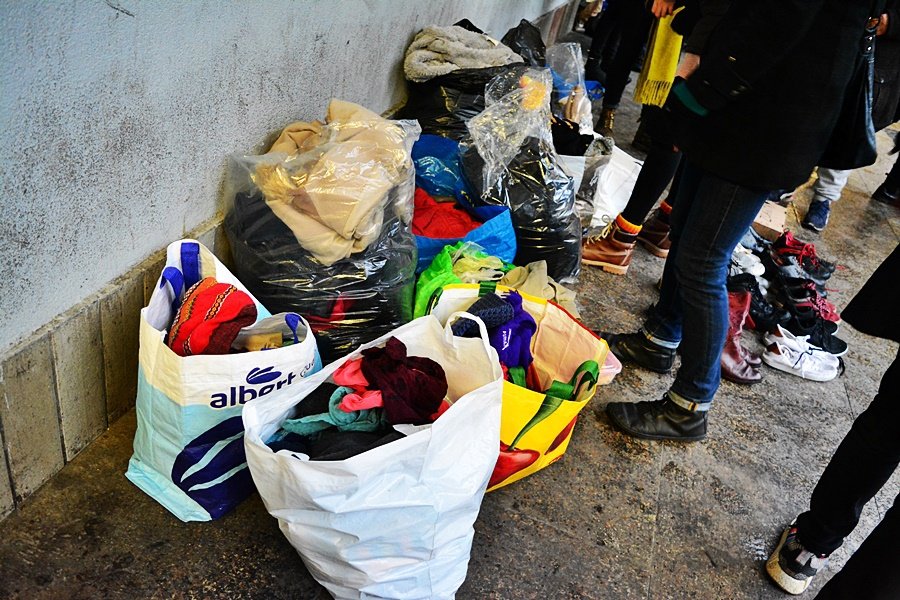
[721,291,763,384]
[582,222,637,275]
[597,107,616,137]
[636,210,671,258]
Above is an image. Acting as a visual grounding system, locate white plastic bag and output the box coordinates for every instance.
[126,239,322,522]
[589,146,644,228]
[243,313,503,600]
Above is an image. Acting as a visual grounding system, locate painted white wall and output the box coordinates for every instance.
[0,0,567,352]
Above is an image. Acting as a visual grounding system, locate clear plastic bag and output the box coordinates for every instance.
[461,137,581,283]
[467,67,553,192]
[546,43,593,134]
[224,100,421,362]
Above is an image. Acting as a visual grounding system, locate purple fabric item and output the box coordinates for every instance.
[360,337,448,425]
[489,292,536,369]
[452,292,515,337]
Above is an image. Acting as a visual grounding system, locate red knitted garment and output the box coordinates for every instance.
[167,277,257,357]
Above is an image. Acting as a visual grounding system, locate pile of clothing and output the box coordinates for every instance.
[225,100,420,361]
[266,337,449,461]
[163,275,308,357]
[414,241,580,319]
[724,229,845,383]
[450,291,538,388]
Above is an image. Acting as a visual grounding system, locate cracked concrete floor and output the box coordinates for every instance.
[1,78,899,600]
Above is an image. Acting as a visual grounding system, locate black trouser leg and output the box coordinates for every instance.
[796,351,900,556]
[814,493,900,600]
[620,106,682,224]
[601,2,652,109]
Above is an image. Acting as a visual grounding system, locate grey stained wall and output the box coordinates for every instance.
[0,0,567,354]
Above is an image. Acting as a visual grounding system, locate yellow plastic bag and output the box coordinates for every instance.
[430,283,608,490]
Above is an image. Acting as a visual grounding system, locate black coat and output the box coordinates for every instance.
[841,243,900,343]
[670,0,883,191]
[872,3,900,130]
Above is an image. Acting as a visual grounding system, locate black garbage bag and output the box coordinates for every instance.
[225,188,416,363]
[396,65,523,140]
[501,19,546,67]
[460,137,581,282]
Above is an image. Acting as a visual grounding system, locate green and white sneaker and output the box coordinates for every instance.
[766,521,829,595]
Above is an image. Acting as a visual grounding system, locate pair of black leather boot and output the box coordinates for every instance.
[601,332,707,442]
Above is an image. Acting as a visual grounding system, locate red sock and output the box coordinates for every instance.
[659,200,673,215]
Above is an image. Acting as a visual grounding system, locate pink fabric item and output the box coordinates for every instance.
[338,390,384,412]
[333,358,369,389]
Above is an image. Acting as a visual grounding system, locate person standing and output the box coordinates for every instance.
[766,243,900,598]
[601,0,883,441]
[801,2,900,232]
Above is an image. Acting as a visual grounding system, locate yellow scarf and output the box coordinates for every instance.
[633,11,684,107]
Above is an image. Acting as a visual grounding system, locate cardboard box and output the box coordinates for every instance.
[751,200,786,242]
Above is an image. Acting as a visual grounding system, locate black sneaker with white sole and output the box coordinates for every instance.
[766,521,829,595]
[784,315,846,356]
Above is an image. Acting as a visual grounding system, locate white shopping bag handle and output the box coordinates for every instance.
[443,311,493,356]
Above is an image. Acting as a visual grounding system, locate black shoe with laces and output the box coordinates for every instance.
[600,331,676,373]
[784,314,846,356]
[606,394,708,441]
[727,273,790,331]
[766,521,829,595]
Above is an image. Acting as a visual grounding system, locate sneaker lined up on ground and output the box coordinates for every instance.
[772,231,836,282]
[762,339,840,381]
[778,277,841,324]
[729,246,766,277]
[766,521,829,595]
[764,325,840,368]
[783,311,847,357]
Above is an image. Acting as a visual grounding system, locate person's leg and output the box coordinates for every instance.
[873,153,900,204]
[621,106,682,226]
[641,160,705,347]
[662,167,770,405]
[814,493,900,600]
[767,351,900,595]
[595,2,652,135]
[585,1,624,82]
[803,168,851,232]
[604,162,769,440]
[812,168,851,204]
[601,3,652,110]
[795,351,900,555]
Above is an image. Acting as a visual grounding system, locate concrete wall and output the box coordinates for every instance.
[0,0,577,519]
[0,0,568,354]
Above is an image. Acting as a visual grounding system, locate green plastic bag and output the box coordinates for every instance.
[413,242,513,317]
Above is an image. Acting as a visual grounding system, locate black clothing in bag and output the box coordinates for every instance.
[396,65,522,140]
[225,191,416,363]
[460,137,581,282]
[819,22,878,170]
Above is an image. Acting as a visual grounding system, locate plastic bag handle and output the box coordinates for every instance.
[159,266,184,316]
[544,360,600,401]
[443,311,493,357]
[181,241,201,291]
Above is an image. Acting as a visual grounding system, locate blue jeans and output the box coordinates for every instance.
[643,161,769,407]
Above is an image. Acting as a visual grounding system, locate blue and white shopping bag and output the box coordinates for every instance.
[126,239,321,521]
